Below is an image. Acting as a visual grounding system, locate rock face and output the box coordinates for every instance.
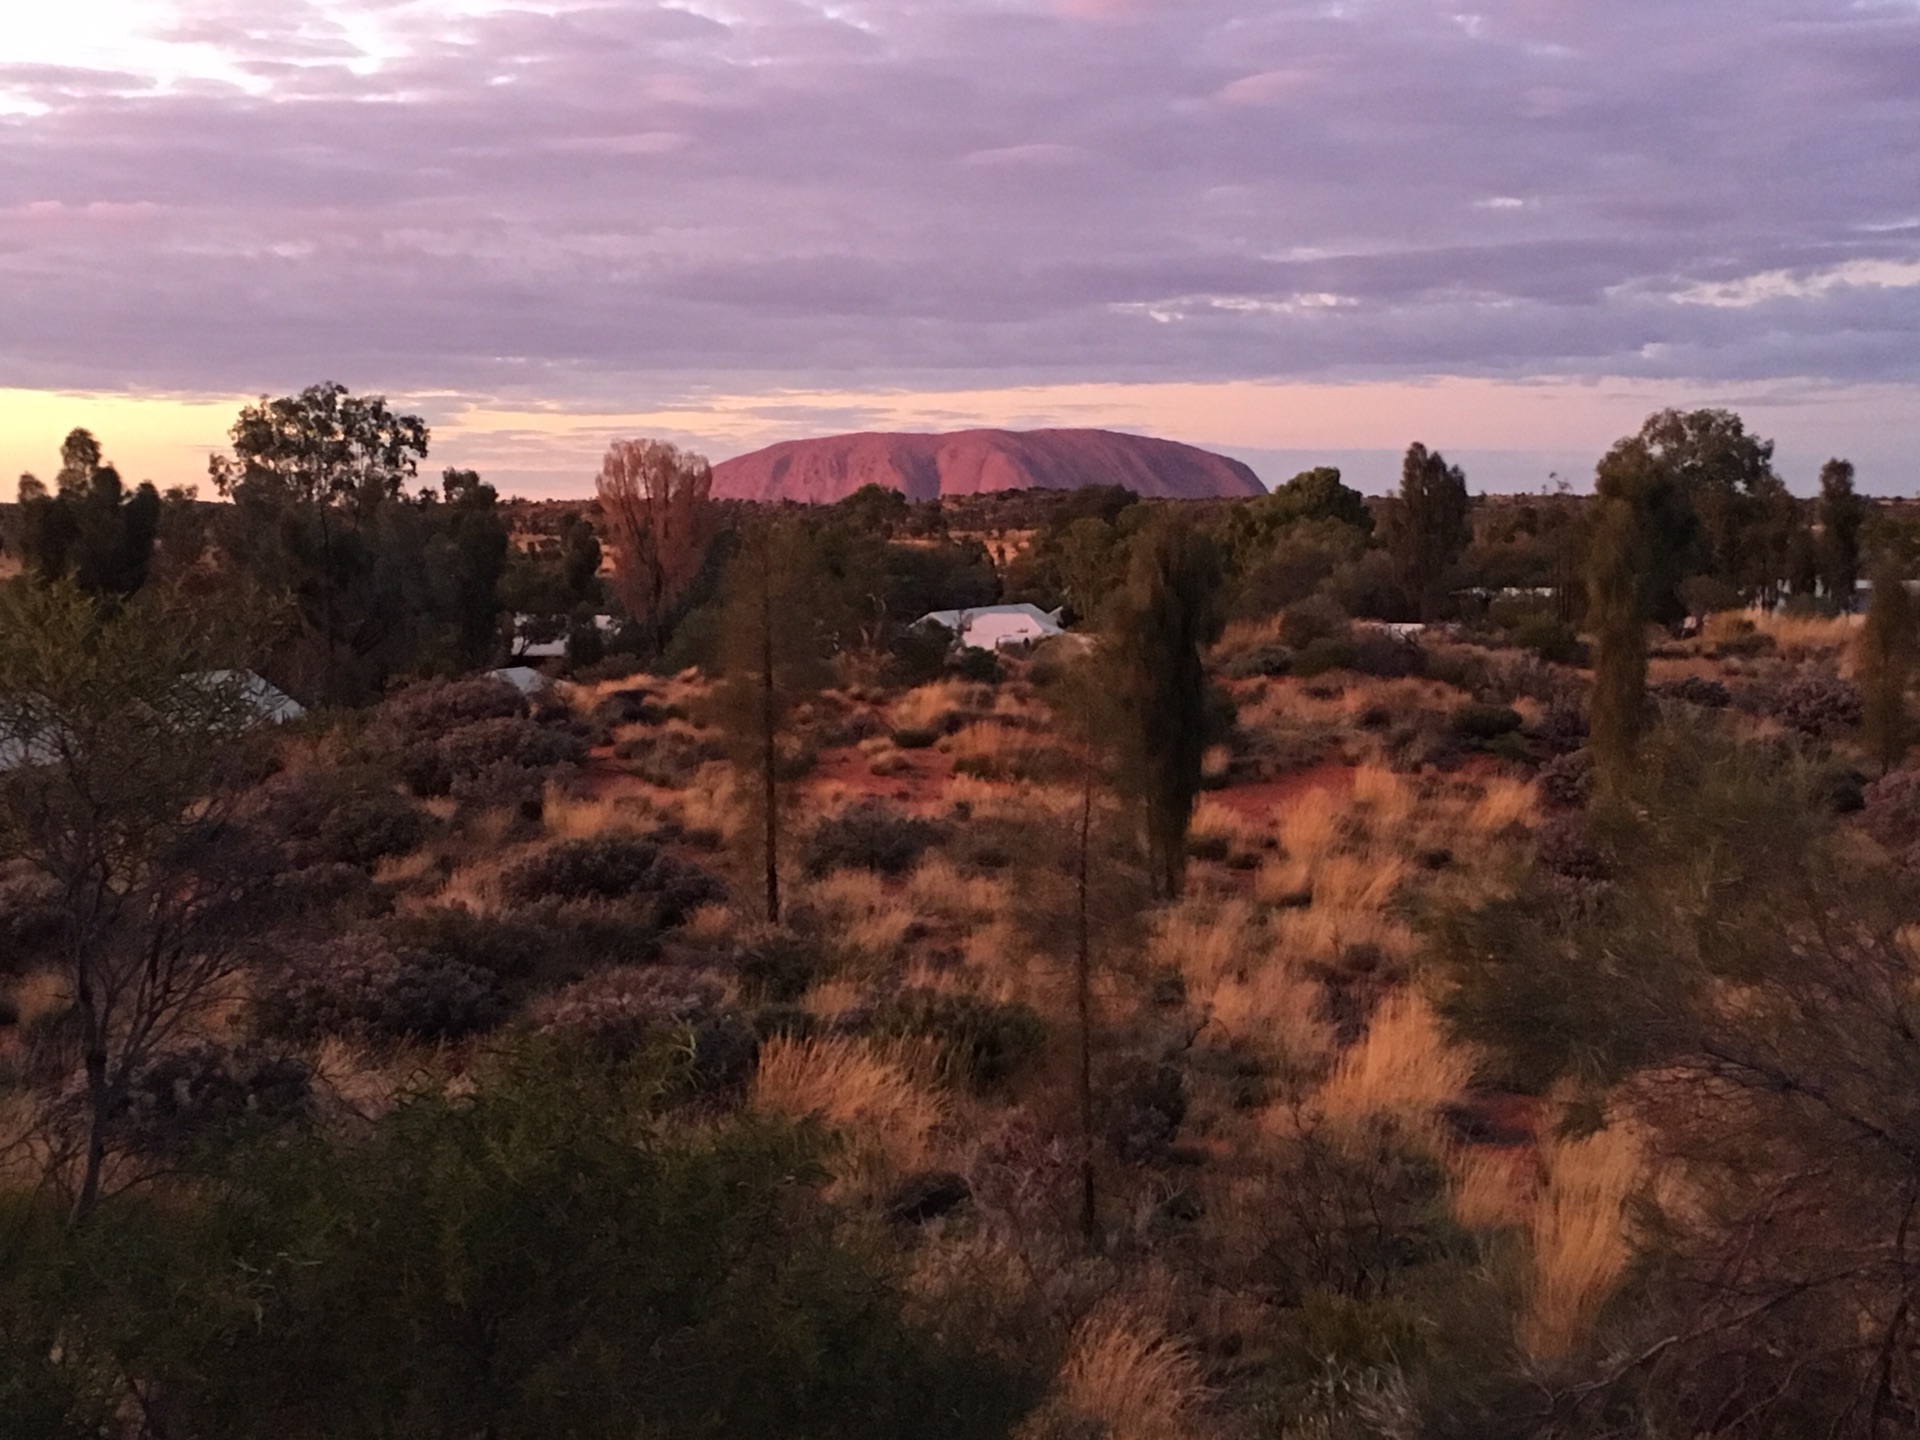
[710,428,1265,503]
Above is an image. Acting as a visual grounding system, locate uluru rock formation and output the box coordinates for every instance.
[709,428,1265,503]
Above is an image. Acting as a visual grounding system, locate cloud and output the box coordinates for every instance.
[0,0,1912,418]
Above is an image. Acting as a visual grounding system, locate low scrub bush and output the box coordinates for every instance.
[1654,675,1732,709]
[804,801,944,878]
[870,989,1046,1091]
[112,1040,312,1156]
[1451,702,1524,741]
[257,766,435,870]
[735,926,828,1004]
[1291,635,1357,678]
[535,967,758,1091]
[500,837,724,925]
[1749,674,1862,739]
[381,676,526,739]
[1218,642,1292,680]
[259,932,508,1044]
[615,729,725,788]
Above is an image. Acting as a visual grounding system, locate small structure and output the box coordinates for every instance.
[196,670,306,725]
[916,603,1064,652]
[488,665,554,698]
[512,613,616,660]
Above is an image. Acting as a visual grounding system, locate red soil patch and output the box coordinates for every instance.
[1209,760,1357,822]
[805,745,955,810]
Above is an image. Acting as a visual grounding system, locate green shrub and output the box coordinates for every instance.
[736,927,827,1003]
[1450,702,1524,741]
[890,727,938,750]
[1291,635,1357,678]
[1512,616,1584,665]
[500,838,724,925]
[951,647,1002,683]
[871,990,1046,1091]
[803,801,943,877]
[1218,642,1292,680]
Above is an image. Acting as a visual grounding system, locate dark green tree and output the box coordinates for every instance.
[13,430,161,600]
[1104,514,1226,897]
[1586,496,1648,786]
[1385,444,1471,621]
[426,469,511,671]
[1220,465,1373,575]
[713,520,844,922]
[1817,458,1869,611]
[209,383,432,702]
[1857,559,1915,774]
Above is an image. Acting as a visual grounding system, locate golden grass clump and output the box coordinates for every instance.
[750,1035,945,1178]
[809,869,916,965]
[1523,1123,1644,1359]
[541,786,651,841]
[1469,776,1537,834]
[1311,991,1474,1133]
[907,854,1008,923]
[1448,1146,1535,1232]
[890,679,977,736]
[1050,1301,1211,1440]
[1155,898,1329,1067]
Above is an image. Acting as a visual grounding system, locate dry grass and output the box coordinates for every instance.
[809,869,917,966]
[542,786,652,841]
[1052,1300,1211,1440]
[890,679,976,736]
[1311,992,1474,1133]
[1155,899,1329,1066]
[1523,1123,1644,1359]
[750,1034,946,1179]
[1448,1146,1535,1231]
[906,855,1008,923]
[310,1036,404,1121]
[6,970,69,1030]
[1468,776,1537,834]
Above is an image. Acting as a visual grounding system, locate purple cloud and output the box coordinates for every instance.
[0,0,1913,408]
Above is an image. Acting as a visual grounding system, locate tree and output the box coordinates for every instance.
[0,583,279,1222]
[1857,559,1915,774]
[1819,458,1869,611]
[597,440,719,660]
[712,521,843,923]
[209,383,431,701]
[1436,726,1920,1435]
[1586,496,1649,786]
[13,429,161,601]
[1103,514,1226,897]
[1385,444,1470,621]
[1220,466,1373,575]
[425,469,510,672]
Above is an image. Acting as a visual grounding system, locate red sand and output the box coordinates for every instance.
[805,745,956,809]
[1208,760,1357,821]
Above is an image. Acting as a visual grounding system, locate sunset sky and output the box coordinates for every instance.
[3,0,1917,497]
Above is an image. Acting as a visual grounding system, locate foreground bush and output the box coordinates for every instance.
[500,837,724,925]
[0,1048,1040,1439]
[804,801,944,878]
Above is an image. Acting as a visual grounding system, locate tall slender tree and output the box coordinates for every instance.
[1858,559,1915,775]
[597,440,719,660]
[1586,496,1649,786]
[1818,458,1869,612]
[1105,514,1225,898]
[1386,443,1471,621]
[713,520,841,923]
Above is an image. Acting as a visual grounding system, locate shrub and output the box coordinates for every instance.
[535,967,756,1090]
[951,647,1002,683]
[381,676,526,738]
[112,1040,312,1156]
[257,767,435,870]
[803,801,943,878]
[499,838,724,925]
[1347,629,1424,679]
[735,927,827,1004]
[1451,702,1524,741]
[869,990,1046,1091]
[450,760,549,825]
[1291,635,1357,678]
[1537,749,1595,810]
[1861,770,1920,860]
[1761,674,1863,739]
[1513,616,1584,665]
[1654,675,1732,709]
[1102,1061,1187,1162]
[1279,596,1351,650]
[890,727,938,750]
[259,932,508,1044]
[1218,642,1292,680]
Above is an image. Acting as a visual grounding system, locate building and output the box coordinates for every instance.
[915,603,1065,651]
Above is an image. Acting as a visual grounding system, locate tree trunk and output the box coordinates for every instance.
[73,963,108,1225]
[761,571,780,925]
[1077,754,1096,1246]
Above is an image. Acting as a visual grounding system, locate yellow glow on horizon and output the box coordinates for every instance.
[5,376,1915,500]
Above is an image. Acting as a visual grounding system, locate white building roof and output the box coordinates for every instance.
[915,603,1065,651]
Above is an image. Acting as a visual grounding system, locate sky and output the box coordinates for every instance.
[2,0,1917,498]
